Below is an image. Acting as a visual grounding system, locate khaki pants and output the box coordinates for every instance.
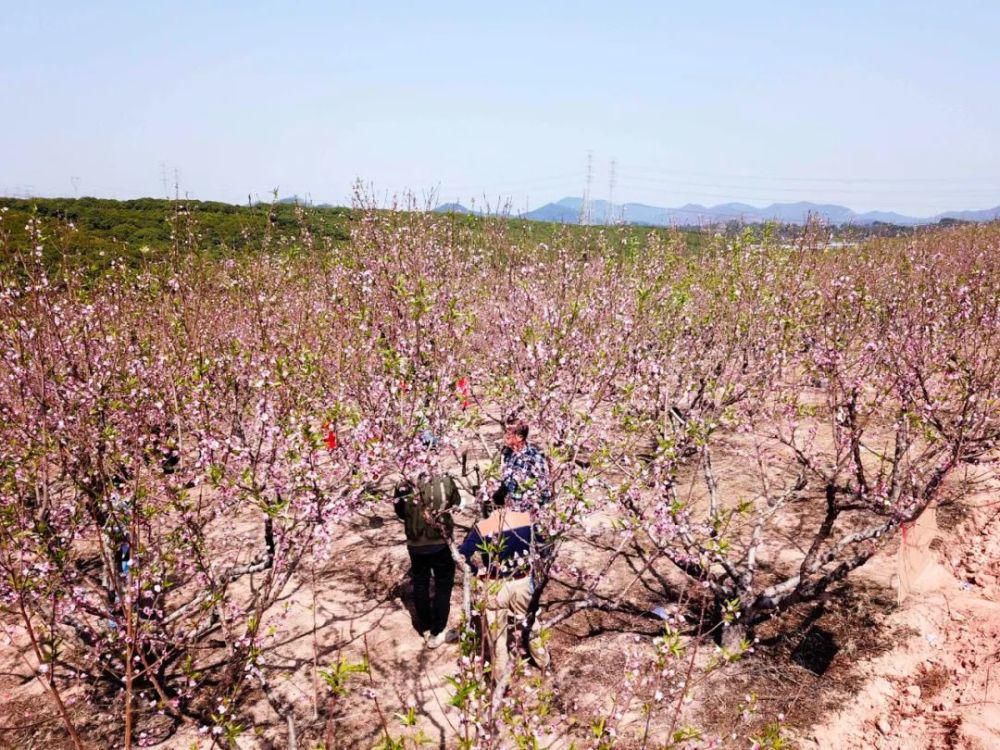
[481,576,549,676]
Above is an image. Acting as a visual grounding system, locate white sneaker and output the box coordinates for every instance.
[426,629,457,649]
[532,645,550,669]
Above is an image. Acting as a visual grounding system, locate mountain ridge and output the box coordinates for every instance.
[433,197,1000,227]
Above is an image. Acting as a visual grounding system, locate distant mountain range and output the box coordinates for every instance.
[433,196,1000,227]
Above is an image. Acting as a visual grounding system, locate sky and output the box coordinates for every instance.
[2,1,999,216]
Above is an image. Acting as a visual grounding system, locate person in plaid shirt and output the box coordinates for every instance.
[491,417,551,512]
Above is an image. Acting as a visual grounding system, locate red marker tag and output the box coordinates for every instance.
[456,377,471,409]
[322,422,338,451]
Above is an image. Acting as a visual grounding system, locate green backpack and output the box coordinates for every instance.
[403,475,459,547]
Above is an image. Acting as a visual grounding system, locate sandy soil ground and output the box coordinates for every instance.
[798,479,1000,750]
[2,454,998,749]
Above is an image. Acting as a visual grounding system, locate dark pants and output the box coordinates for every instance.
[409,546,455,636]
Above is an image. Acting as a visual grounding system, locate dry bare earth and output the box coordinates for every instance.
[798,471,1000,750]
[199,446,1000,748]
[2,439,998,749]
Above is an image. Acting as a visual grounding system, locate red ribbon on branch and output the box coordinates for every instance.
[322,422,338,451]
[456,377,471,409]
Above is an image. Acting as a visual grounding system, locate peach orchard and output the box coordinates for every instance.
[1,203,998,749]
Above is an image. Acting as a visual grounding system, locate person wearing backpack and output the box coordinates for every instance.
[393,473,461,648]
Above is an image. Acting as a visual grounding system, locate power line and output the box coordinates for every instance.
[436,172,582,193]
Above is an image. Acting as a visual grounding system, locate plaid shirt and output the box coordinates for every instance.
[501,444,551,510]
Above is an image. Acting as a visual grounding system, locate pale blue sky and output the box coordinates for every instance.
[2,1,999,215]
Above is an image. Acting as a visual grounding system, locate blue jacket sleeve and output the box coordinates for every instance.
[458,527,482,574]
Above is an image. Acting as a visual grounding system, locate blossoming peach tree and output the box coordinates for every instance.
[1,202,997,749]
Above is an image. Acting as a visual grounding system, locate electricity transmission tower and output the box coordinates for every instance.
[579,151,594,225]
[607,159,617,224]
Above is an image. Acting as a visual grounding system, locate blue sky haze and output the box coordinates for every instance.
[2,1,999,214]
